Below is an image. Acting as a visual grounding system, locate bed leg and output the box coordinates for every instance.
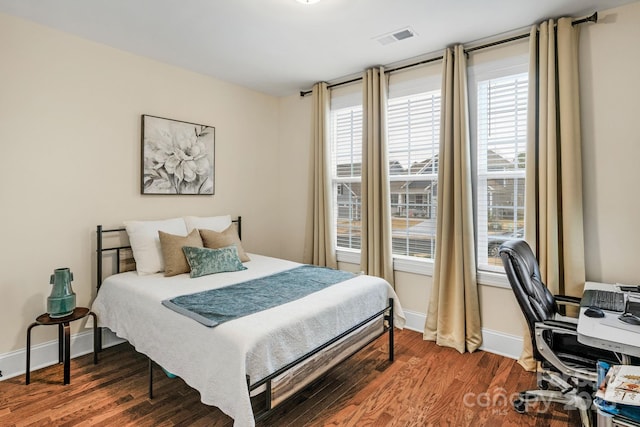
[148,358,154,399]
[265,380,272,412]
[388,298,394,362]
[97,327,103,352]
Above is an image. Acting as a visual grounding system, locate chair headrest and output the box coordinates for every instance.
[499,239,556,324]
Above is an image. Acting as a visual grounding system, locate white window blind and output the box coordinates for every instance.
[387,91,441,258]
[476,72,528,271]
[331,105,363,250]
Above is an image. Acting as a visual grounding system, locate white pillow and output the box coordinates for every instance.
[124,218,188,275]
[183,215,232,233]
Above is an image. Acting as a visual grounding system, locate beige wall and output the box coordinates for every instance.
[277,1,640,341]
[277,94,312,262]
[580,2,640,285]
[0,13,281,354]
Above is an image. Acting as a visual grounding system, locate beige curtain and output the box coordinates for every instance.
[519,18,585,370]
[423,46,482,353]
[360,67,394,285]
[304,82,337,269]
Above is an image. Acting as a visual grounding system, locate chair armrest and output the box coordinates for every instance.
[534,320,597,383]
[553,313,578,325]
[542,319,578,332]
[554,295,581,307]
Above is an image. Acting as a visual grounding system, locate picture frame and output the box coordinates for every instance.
[141,115,215,195]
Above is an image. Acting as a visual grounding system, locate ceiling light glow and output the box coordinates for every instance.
[296,0,321,4]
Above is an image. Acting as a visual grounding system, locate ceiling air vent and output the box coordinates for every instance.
[375,27,417,46]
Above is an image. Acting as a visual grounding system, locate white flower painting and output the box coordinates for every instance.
[142,115,215,195]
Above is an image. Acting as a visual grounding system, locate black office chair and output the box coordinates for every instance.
[499,239,619,427]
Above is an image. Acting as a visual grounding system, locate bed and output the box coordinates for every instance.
[92,216,405,427]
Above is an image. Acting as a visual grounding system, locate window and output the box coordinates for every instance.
[328,53,526,273]
[474,71,528,271]
[331,102,362,251]
[387,91,441,258]
[329,69,441,260]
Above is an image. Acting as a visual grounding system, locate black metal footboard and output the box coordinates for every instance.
[250,297,395,421]
[147,298,395,420]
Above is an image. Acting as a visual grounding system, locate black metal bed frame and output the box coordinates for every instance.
[95,216,395,421]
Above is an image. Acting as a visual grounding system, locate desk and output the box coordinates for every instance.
[578,283,640,426]
[578,282,640,362]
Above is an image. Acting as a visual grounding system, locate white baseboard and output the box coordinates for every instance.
[402,309,428,333]
[478,329,523,360]
[401,309,523,360]
[0,329,124,381]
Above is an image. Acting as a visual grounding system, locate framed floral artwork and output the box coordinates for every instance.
[141,115,215,195]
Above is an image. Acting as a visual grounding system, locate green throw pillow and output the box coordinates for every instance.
[182,245,247,278]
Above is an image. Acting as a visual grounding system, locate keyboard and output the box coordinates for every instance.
[580,289,625,312]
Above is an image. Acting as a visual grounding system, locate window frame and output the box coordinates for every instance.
[468,54,529,274]
[330,90,363,253]
[386,90,441,261]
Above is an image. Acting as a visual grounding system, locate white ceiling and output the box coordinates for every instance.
[0,0,636,97]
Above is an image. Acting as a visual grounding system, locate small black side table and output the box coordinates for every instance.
[26,307,98,385]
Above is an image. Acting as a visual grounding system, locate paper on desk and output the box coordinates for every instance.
[598,365,640,406]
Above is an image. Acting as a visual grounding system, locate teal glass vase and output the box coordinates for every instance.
[47,267,76,318]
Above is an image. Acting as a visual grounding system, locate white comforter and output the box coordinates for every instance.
[91,254,405,427]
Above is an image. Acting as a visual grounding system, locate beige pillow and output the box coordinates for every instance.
[199,225,250,262]
[158,229,203,277]
[124,217,188,275]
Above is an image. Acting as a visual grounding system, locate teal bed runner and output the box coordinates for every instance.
[162,265,355,327]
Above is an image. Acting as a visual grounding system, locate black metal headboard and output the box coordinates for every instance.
[96,216,242,290]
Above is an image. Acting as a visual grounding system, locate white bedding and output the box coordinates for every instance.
[91,254,405,427]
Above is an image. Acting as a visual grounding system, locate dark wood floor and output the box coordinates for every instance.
[1,329,580,426]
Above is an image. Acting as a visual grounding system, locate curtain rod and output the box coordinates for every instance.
[299,11,597,97]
